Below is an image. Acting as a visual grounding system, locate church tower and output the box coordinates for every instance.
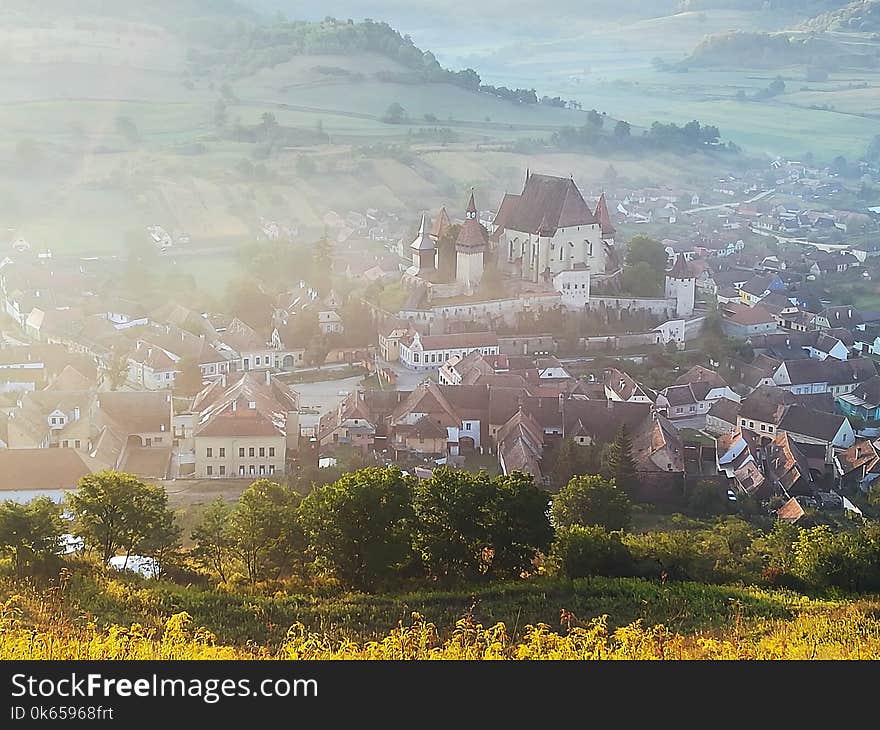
[409,214,436,276]
[665,254,696,318]
[455,191,488,293]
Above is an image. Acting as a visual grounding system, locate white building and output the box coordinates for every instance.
[553,265,591,309]
[398,331,499,371]
[455,193,488,293]
[664,255,695,318]
[492,173,617,284]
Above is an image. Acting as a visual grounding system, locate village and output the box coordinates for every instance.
[1,154,880,527]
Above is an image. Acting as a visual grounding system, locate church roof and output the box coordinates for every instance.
[595,192,616,236]
[456,218,488,250]
[667,254,695,279]
[491,173,596,236]
[430,207,451,239]
[410,215,435,251]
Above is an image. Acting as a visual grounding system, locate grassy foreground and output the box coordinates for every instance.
[3,573,880,659]
[4,602,880,660]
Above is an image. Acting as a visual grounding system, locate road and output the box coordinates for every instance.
[294,375,366,414]
[682,188,776,215]
[749,226,850,252]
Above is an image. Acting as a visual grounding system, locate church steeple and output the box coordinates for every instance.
[466,190,477,220]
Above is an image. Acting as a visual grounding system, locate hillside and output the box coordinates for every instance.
[685,29,877,67]
[0,11,736,259]
[799,0,880,31]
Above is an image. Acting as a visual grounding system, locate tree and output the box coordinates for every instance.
[115,115,141,144]
[551,474,631,531]
[174,357,204,397]
[485,472,553,579]
[224,278,274,333]
[102,348,130,391]
[549,438,601,490]
[549,525,633,579]
[229,480,304,583]
[68,472,179,567]
[191,498,234,582]
[0,498,64,577]
[298,467,415,590]
[587,109,603,128]
[687,480,727,517]
[622,261,662,297]
[382,102,407,124]
[304,334,330,368]
[412,468,551,583]
[312,235,333,297]
[623,235,667,296]
[614,120,631,138]
[436,223,460,282]
[412,468,495,583]
[602,425,638,499]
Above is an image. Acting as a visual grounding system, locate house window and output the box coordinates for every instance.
[63,440,69,448]
[239,465,245,476]
[269,447,275,457]
[219,465,225,476]
[749,421,754,428]
[259,447,265,457]
[413,353,420,363]
[249,465,255,475]
[207,466,213,476]
[206,447,213,457]
[466,422,472,430]
[269,465,275,475]
[154,436,163,444]
[256,357,261,366]
[74,440,80,449]
[760,424,766,431]
[259,465,266,475]
[219,447,225,458]
[239,447,245,457]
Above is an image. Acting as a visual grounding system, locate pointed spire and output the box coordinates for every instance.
[410,214,435,252]
[595,192,616,237]
[466,189,477,219]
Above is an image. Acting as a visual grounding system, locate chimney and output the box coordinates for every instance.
[848,308,852,318]
[265,370,271,386]
[231,400,237,412]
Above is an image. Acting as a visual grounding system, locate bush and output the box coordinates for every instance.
[549,526,634,579]
[551,475,631,531]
